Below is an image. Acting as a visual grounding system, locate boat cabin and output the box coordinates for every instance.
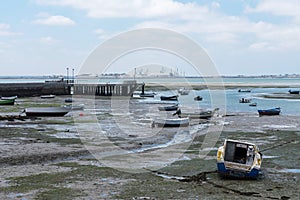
[224,140,255,165]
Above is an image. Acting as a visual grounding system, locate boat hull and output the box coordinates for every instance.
[158,105,179,111]
[258,108,280,116]
[160,95,178,101]
[154,118,189,127]
[288,90,299,94]
[0,99,15,105]
[217,162,261,179]
[25,107,69,117]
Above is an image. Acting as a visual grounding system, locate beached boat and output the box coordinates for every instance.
[238,89,251,92]
[239,98,251,103]
[160,95,178,101]
[288,90,299,94]
[153,117,189,127]
[65,98,73,103]
[41,94,56,99]
[1,96,18,100]
[140,93,155,98]
[194,96,203,101]
[179,110,214,119]
[0,99,15,106]
[258,107,280,116]
[249,102,257,107]
[217,139,263,179]
[62,104,84,111]
[24,107,70,117]
[158,104,179,111]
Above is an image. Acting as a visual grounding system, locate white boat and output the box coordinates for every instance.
[178,88,190,95]
[153,117,189,127]
[239,98,251,103]
[62,104,84,110]
[24,107,70,117]
[41,94,56,99]
[217,139,262,179]
[1,96,18,100]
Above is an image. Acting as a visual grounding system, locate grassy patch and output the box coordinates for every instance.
[35,188,83,200]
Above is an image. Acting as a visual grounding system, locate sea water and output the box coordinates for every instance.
[1,76,299,116]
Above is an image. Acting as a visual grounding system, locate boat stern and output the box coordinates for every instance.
[216,140,262,179]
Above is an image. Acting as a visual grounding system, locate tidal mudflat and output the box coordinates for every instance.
[0,96,299,199]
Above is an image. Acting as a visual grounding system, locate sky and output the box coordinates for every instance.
[1,0,300,76]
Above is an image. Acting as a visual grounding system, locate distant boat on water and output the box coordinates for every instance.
[24,107,70,117]
[249,102,257,107]
[258,107,280,116]
[194,96,203,101]
[238,89,251,92]
[239,98,251,103]
[288,90,299,94]
[160,95,178,101]
[178,88,190,95]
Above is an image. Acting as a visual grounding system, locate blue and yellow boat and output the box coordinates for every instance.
[217,139,262,179]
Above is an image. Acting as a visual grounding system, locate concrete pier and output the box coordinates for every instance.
[0,81,144,97]
[73,82,144,96]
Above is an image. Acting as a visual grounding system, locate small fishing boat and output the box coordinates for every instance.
[24,107,70,117]
[0,99,15,106]
[217,139,263,179]
[62,104,84,111]
[238,89,251,93]
[158,104,179,111]
[153,117,189,127]
[140,93,155,98]
[258,107,280,116]
[65,98,73,103]
[1,96,18,100]
[194,96,203,101]
[249,102,257,107]
[288,90,299,94]
[41,94,56,99]
[160,95,178,101]
[179,110,214,119]
[239,98,251,103]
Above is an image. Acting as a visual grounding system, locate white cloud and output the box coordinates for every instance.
[32,15,75,26]
[34,0,300,52]
[40,36,57,45]
[0,23,22,36]
[35,0,209,20]
[245,0,300,22]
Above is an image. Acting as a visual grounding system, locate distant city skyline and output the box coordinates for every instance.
[1,0,300,76]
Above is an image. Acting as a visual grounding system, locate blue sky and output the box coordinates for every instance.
[1,0,300,76]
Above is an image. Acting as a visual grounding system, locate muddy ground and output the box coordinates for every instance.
[0,96,299,200]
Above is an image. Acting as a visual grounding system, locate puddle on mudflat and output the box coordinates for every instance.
[278,169,300,173]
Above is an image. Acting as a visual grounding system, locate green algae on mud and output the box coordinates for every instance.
[0,127,82,146]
